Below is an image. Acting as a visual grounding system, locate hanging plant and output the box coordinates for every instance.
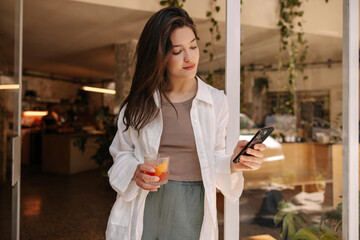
[276,0,308,115]
[275,0,330,116]
[202,0,222,85]
[159,0,185,8]
[253,77,269,95]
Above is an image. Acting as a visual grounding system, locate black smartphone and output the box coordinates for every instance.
[232,127,274,163]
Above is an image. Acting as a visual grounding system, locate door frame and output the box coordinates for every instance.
[12,0,23,239]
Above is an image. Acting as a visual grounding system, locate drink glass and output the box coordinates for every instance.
[144,153,170,185]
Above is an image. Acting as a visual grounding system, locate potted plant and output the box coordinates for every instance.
[92,106,117,175]
[274,193,360,240]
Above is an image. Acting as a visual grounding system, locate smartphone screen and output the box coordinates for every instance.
[232,127,274,163]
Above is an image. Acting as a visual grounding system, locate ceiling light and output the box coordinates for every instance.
[81,86,116,94]
[0,84,19,90]
[23,111,48,117]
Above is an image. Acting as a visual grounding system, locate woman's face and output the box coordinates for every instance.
[165,26,200,81]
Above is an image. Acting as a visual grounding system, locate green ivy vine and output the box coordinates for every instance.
[276,0,308,115]
[275,0,329,116]
[203,0,221,85]
[160,0,185,8]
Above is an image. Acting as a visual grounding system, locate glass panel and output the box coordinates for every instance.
[238,1,343,239]
[0,0,21,239]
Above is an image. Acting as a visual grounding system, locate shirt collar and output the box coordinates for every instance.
[195,76,213,105]
[153,75,214,108]
[154,91,161,108]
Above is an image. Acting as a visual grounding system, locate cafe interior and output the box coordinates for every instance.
[0,0,357,239]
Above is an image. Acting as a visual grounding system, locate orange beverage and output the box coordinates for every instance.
[144,154,170,185]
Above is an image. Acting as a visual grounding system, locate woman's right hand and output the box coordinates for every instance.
[133,164,161,191]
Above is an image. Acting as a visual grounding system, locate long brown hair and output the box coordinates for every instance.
[121,7,199,132]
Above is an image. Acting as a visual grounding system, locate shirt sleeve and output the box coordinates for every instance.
[214,93,244,202]
[107,107,141,202]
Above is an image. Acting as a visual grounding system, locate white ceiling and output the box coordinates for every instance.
[0,0,344,83]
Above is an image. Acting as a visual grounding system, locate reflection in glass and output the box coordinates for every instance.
[23,196,42,217]
[0,0,22,238]
[237,1,343,239]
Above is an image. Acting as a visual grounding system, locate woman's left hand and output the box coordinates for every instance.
[230,140,266,173]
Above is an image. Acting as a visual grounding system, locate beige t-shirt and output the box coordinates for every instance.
[158,97,202,181]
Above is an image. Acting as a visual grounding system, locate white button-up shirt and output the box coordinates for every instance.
[106,77,244,240]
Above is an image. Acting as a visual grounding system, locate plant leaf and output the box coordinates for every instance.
[287,219,298,238]
[320,225,338,237]
[297,11,304,17]
[293,228,320,240]
[319,233,338,240]
[294,214,307,227]
[283,213,297,239]
[274,210,286,226]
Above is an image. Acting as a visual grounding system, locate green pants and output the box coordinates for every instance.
[142,180,205,240]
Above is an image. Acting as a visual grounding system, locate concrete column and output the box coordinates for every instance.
[114,39,137,114]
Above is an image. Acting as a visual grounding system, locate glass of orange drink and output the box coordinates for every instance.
[144,154,170,185]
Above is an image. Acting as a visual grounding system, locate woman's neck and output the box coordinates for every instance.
[164,76,197,103]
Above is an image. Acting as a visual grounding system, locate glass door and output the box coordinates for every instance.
[0,0,22,239]
[237,1,354,239]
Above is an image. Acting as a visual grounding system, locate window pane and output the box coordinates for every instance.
[239,1,343,239]
[0,0,19,239]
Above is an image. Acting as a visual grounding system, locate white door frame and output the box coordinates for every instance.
[12,0,23,239]
[225,0,241,239]
[342,0,359,239]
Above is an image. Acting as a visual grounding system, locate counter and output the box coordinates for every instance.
[243,142,333,191]
[242,142,360,207]
[331,144,360,207]
[21,128,41,165]
[42,132,102,174]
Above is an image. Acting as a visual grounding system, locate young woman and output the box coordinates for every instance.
[106,7,266,240]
